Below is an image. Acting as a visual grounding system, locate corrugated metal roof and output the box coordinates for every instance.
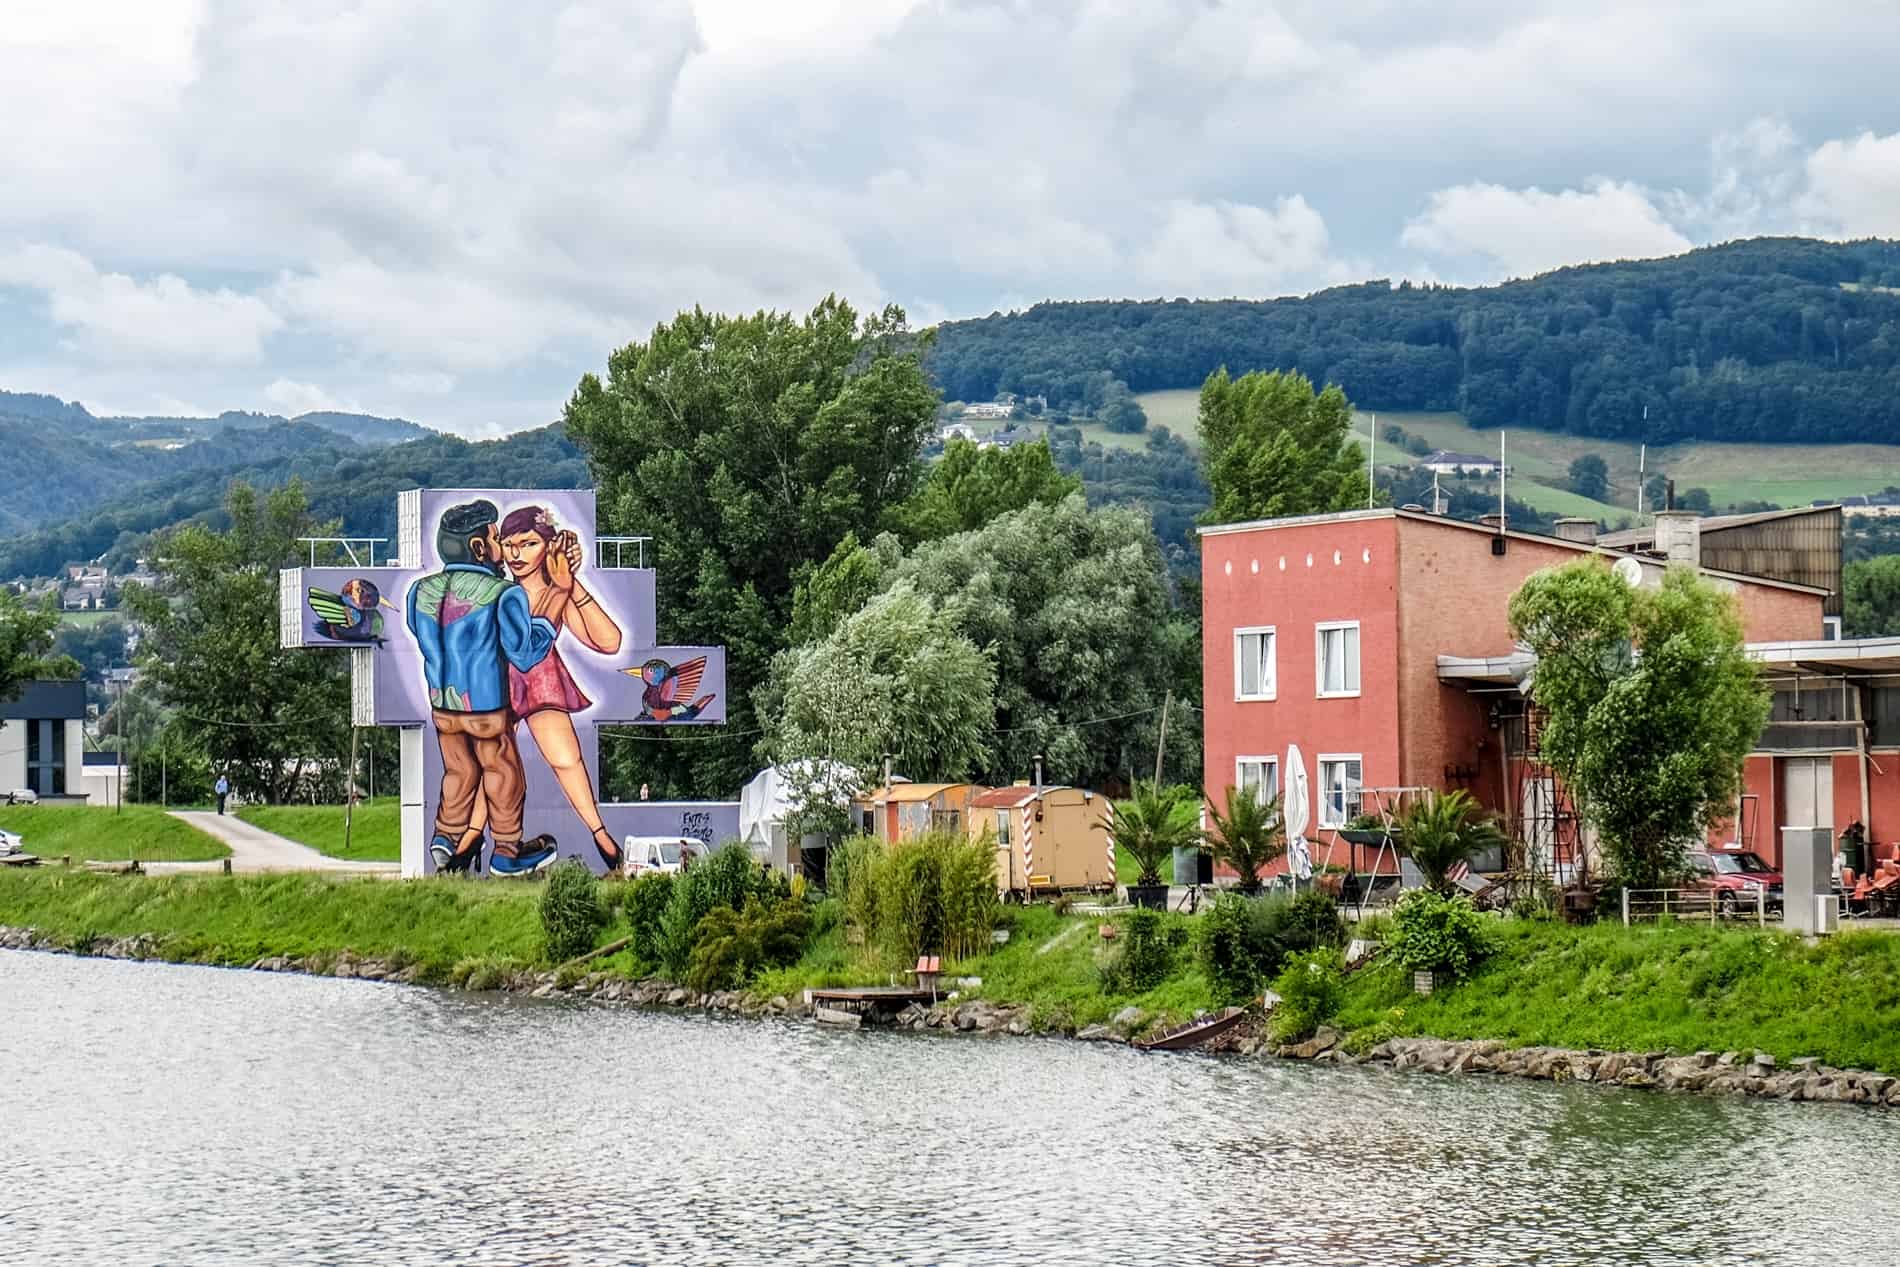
[856,782,966,803]
[972,786,1043,809]
[1598,504,1839,548]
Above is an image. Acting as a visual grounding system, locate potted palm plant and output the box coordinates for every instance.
[1398,789,1507,895]
[1105,781,1199,910]
[1204,785,1286,895]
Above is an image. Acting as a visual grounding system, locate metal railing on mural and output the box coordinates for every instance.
[296,537,389,567]
[596,536,652,569]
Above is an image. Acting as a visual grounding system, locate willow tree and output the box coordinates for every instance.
[1508,561,1768,889]
[1197,368,1369,526]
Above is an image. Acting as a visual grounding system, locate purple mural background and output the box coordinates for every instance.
[288,488,732,875]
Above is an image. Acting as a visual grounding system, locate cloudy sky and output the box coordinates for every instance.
[4,1,1899,436]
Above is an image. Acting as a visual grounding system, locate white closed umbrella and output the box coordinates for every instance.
[1284,744,1312,884]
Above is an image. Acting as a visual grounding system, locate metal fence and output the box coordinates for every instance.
[1621,886,1772,927]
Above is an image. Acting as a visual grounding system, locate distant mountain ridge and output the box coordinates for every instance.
[0,389,435,448]
[927,236,1900,447]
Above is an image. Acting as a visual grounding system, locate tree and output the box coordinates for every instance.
[1845,556,1900,637]
[760,582,995,804]
[1104,781,1200,888]
[1509,561,1768,889]
[1567,453,1609,501]
[122,481,351,804]
[564,298,938,797]
[1204,787,1286,894]
[0,589,78,701]
[887,438,1080,545]
[1396,790,1507,894]
[1197,369,1368,526]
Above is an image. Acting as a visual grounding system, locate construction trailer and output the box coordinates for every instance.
[851,782,986,843]
[970,784,1116,900]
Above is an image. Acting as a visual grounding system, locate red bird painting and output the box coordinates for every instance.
[623,656,716,722]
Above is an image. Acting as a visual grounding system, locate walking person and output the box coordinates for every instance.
[215,774,230,816]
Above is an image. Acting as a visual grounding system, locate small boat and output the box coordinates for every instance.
[1136,1006,1247,1052]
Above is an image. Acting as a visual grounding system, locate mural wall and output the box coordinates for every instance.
[284,489,732,876]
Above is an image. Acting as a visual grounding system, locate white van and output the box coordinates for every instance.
[622,836,705,877]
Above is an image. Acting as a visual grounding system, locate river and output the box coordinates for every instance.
[3,950,1897,1266]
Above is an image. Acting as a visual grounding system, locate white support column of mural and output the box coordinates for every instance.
[280,488,739,876]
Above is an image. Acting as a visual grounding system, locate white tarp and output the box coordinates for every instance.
[739,761,858,846]
[1284,743,1313,882]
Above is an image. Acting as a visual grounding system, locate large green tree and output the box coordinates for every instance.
[564,298,938,797]
[1509,561,1768,889]
[1197,369,1369,525]
[1567,453,1610,501]
[0,589,78,701]
[123,481,351,804]
[888,437,1080,545]
[760,582,995,831]
[1845,555,1900,637]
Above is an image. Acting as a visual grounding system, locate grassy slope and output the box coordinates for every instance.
[1335,920,1900,1074]
[237,798,401,862]
[0,804,229,862]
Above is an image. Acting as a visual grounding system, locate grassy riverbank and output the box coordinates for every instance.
[236,799,401,862]
[0,804,230,863]
[4,869,1898,1073]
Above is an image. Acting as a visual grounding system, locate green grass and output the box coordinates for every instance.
[0,869,544,974]
[1335,919,1900,1075]
[1124,388,1202,445]
[56,610,116,627]
[237,798,401,862]
[0,803,229,862]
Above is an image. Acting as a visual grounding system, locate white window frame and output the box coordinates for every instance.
[1235,756,1279,806]
[1315,620,1361,699]
[1317,754,1364,828]
[1234,625,1277,701]
[1823,615,1843,641]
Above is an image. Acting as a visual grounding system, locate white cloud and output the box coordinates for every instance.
[1800,131,1900,239]
[0,244,283,364]
[1133,197,1353,298]
[262,378,359,416]
[391,371,456,395]
[1401,181,1694,281]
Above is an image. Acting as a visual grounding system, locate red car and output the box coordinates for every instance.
[1687,849,1784,914]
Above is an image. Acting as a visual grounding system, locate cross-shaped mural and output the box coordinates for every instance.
[280,488,733,877]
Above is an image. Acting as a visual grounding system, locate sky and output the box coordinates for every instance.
[3,1,1899,436]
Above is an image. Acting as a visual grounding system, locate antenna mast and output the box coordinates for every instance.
[1367,413,1376,509]
[1499,430,1507,525]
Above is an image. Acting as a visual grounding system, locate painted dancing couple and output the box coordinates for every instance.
[409,499,624,876]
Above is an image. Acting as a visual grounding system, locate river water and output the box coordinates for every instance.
[3,951,1897,1266]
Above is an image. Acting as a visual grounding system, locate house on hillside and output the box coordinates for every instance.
[962,402,1015,421]
[1199,507,1833,886]
[978,426,1036,451]
[1822,495,1900,519]
[1419,449,1510,477]
[937,421,979,444]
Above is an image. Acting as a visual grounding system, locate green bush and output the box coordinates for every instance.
[540,859,609,963]
[1197,890,1347,1004]
[1270,948,1345,1042]
[658,842,775,977]
[1385,889,1494,979]
[623,871,675,967]
[1102,907,1172,992]
[685,897,813,993]
[832,831,998,967]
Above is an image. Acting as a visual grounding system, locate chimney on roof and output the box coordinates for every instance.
[1479,512,1507,533]
[1554,517,1598,545]
[1653,510,1701,566]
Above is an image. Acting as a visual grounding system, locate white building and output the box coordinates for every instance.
[0,681,86,801]
[1420,449,1511,477]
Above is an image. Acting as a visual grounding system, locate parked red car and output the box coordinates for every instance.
[1687,849,1783,914]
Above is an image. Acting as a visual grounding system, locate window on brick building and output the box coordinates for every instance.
[1235,627,1275,700]
[1318,755,1362,827]
[1316,621,1360,697]
[1235,757,1278,805]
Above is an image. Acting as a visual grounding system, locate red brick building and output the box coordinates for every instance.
[1199,507,1832,880]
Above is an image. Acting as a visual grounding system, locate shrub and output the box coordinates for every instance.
[833,831,998,967]
[1102,907,1173,992]
[685,897,813,993]
[658,842,776,977]
[1270,948,1345,1042]
[1385,889,1494,979]
[623,871,676,967]
[540,859,609,963]
[1197,890,1346,1004]
[1203,786,1285,893]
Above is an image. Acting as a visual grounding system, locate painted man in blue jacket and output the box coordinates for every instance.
[408,499,563,876]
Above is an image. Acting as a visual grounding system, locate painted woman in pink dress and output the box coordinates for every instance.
[495,504,625,870]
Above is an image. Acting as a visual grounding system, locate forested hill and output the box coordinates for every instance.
[927,237,1900,446]
[0,425,589,581]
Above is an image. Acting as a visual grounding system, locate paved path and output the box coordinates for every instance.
[153,811,400,876]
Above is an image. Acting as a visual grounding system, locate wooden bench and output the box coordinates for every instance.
[911,955,942,999]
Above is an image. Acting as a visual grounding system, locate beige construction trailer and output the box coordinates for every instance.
[970,784,1116,900]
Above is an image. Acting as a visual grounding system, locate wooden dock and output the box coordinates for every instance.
[808,985,938,1008]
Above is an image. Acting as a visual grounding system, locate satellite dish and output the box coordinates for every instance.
[1613,556,1643,588]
